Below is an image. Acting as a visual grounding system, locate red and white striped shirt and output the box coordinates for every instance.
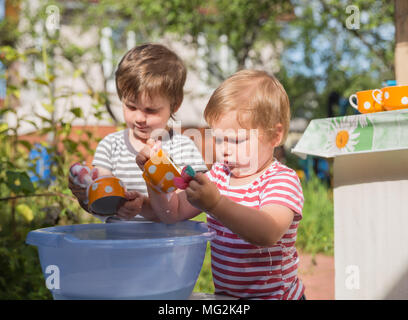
[205,160,305,300]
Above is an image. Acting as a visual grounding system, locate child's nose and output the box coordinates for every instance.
[223,142,233,156]
[134,109,146,123]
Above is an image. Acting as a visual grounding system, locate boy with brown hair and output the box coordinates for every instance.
[69,43,207,221]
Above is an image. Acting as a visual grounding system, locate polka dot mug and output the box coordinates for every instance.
[142,149,182,194]
[372,85,408,111]
[349,89,384,114]
[87,176,126,215]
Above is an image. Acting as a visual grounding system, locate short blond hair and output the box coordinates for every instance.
[115,43,186,116]
[204,70,290,145]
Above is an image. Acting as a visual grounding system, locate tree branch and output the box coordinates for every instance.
[0,192,76,202]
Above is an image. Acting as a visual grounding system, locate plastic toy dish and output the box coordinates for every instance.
[25,220,215,300]
[142,149,182,193]
[87,176,126,215]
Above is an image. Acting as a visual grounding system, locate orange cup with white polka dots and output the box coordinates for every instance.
[142,149,181,194]
[372,85,408,111]
[87,176,126,215]
[349,89,384,113]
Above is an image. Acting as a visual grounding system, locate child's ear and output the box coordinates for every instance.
[272,123,284,147]
[172,103,182,114]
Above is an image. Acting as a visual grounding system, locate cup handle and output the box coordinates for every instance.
[349,94,358,110]
[372,89,383,105]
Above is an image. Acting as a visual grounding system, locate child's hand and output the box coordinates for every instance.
[185,172,222,213]
[68,166,100,213]
[116,191,145,220]
[135,138,162,170]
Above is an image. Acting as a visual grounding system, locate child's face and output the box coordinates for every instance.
[212,111,278,178]
[122,92,172,141]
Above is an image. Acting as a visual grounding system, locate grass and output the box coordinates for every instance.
[297,175,334,256]
[191,213,214,293]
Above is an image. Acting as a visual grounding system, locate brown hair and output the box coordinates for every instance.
[204,70,291,145]
[115,43,187,116]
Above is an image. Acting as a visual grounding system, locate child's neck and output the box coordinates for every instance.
[130,136,147,153]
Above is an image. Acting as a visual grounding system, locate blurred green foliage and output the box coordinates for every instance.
[191,213,214,293]
[76,0,394,119]
[297,174,334,255]
[0,2,105,299]
[0,0,393,298]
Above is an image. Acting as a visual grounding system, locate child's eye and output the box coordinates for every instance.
[146,108,158,113]
[215,137,246,144]
[126,105,137,111]
[228,137,246,144]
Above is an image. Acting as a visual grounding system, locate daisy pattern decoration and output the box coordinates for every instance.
[292,109,408,160]
[325,116,361,155]
[350,113,369,128]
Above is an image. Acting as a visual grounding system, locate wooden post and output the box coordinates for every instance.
[395,0,408,85]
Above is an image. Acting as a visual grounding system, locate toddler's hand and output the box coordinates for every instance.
[185,173,222,213]
[116,191,144,220]
[135,138,162,170]
[68,174,89,211]
[68,165,99,213]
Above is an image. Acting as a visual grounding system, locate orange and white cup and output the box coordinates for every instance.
[372,85,408,111]
[87,176,126,215]
[142,149,181,194]
[349,89,384,113]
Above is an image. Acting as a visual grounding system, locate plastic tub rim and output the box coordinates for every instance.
[26,221,215,249]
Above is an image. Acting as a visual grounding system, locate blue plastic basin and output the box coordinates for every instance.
[26,220,214,300]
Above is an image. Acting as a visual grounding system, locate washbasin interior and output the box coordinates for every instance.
[50,221,210,241]
[72,227,203,240]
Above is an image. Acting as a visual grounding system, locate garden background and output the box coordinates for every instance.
[0,0,402,299]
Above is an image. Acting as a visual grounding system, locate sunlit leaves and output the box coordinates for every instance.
[6,171,35,195]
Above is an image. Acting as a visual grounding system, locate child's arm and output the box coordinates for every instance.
[144,184,201,223]
[186,173,295,247]
[115,191,161,222]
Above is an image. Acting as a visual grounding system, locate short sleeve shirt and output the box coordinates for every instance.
[205,161,305,300]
